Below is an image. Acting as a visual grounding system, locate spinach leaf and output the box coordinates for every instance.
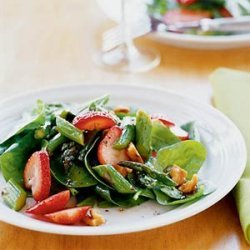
[153,185,205,206]
[0,132,27,156]
[0,132,39,185]
[50,157,97,188]
[160,186,184,199]
[133,189,155,200]
[77,196,97,207]
[153,189,171,205]
[156,140,206,178]
[0,113,45,156]
[166,185,205,205]
[67,164,97,187]
[151,120,180,151]
[95,185,147,208]
[0,100,64,156]
[17,100,64,135]
[98,201,116,208]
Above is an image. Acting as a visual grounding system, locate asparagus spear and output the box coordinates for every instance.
[2,178,27,211]
[56,116,84,145]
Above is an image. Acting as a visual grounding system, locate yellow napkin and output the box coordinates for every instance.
[210,68,250,244]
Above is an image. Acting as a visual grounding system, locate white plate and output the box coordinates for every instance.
[0,84,247,235]
[96,0,250,50]
[149,32,250,50]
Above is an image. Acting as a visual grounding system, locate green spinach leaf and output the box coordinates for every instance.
[50,158,97,188]
[156,140,206,178]
[0,132,39,185]
[95,185,147,208]
[166,185,205,205]
[151,120,180,151]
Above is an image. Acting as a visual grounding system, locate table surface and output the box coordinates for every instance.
[1,1,250,249]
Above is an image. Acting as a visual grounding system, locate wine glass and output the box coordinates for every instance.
[95,0,160,73]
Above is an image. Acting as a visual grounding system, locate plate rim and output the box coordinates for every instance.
[150,31,250,43]
[0,83,247,235]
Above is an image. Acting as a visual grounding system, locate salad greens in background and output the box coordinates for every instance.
[0,95,214,225]
[148,0,250,35]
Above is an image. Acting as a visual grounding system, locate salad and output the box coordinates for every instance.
[148,0,250,35]
[0,95,212,226]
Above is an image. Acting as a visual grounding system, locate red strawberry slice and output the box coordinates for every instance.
[45,207,90,225]
[64,196,77,209]
[219,7,233,18]
[177,0,197,5]
[170,125,189,140]
[73,111,116,131]
[164,9,211,25]
[98,126,129,166]
[26,190,70,215]
[151,114,175,127]
[24,150,51,202]
[151,150,157,158]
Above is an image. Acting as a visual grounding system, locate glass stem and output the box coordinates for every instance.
[121,0,139,61]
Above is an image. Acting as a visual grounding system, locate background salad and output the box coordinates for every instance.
[148,0,250,35]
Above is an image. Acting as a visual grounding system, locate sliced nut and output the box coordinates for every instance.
[178,174,198,194]
[127,142,144,163]
[114,165,132,177]
[114,106,130,114]
[169,165,187,186]
[84,209,105,226]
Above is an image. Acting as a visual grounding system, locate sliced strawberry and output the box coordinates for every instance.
[170,125,189,140]
[45,207,90,225]
[164,9,211,25]
[24,150,51,202]
[64,196,77,209]
[26,190,70,215]
[98,126,129,166]
[219,7,233,18]
[151,150,157,158]
[151,114,175,127]
[177,0,197,5]
[73,111,116,131]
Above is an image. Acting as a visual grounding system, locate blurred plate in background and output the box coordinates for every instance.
[97,0,250,50]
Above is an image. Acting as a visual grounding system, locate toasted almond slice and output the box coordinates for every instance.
[179,174,198,194]
[114,106,130,114]
[83,209,105,226]
[169,165,187,186]
[127,142,144,163]
[114,165,132,177]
